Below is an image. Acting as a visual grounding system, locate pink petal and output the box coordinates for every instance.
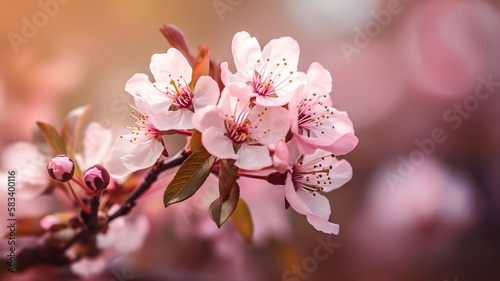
[306,215,340,235]
[261,36,300,72]
[79,122,114,170]
[1,142,49,200]
[231,31,261,82]
[297,188,331,219]
[220,61,242,86]
[235,143,272,170]
[191,105,226,133]
[284,176,311,215]
[320,158,353,192]
[218,83,252,116]
[248,105,290,145]
[125,73,169,107]
[297,189,339,234]
[306,62,333,99]
[120,140,164,173]
[322,132,359,156]
[105,139,135,179]
[150,108,194,131]
[192,76,220,111]
[201,127,237,159]
[150,48,192,87]
[254,71,307,107]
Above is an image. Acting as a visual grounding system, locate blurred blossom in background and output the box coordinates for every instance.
[1,0,500,280]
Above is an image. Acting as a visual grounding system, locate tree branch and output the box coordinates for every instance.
[0,151,189,274]
[108,150,189,221]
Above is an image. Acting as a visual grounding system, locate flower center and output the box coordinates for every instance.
[297,93,335,137]
[169,80,193,109]
[292,154,335,195]
[154,76,193,110]
[120,104,161,143]
[226,119,251,144]
[252,58,293,97]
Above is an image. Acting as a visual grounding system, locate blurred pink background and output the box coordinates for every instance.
[1,0,500,280]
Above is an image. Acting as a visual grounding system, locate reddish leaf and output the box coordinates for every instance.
[160,24,193,65]
[209,181,240,228]
[191,45,210,86]
[218,159,238,198]
[164,151,216,207]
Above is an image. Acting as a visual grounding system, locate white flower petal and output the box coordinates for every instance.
[201,127,237,159]
[231,31,261,81]
[125,73,169,107]
[192,76,220,111]
[150,108,194,131]
[79,122,114,170]
[261,36,300,72]
[235,143,272,170]
[220,61,242,86]
[248,105,290,144]
[306,215,340,235]
[1,142,49,200]
[120,140,164,173]
[297,188,331,219]
[105,138,134,178]
[305,62,333,98]
[192,105,226,133]
[150,48,192,85]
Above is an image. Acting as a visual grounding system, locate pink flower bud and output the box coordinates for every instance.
[84,165,110,191]
[47,155,75,182]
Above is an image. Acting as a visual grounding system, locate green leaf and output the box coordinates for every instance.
[189,130,205,153]
[61,105,92,157]
[164,151,216,207]
[231,198,253,243]
[36,122,67,155]
[209,181,240,228]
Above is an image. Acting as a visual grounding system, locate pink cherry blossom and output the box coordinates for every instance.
[192,83,290,170]
[1,142,49,200]
[282,140,353,234]
[106,100,165,178]
[289,62,358,155]
[125,48,219,131]
[221,31,307,107]
[74,122,114,171]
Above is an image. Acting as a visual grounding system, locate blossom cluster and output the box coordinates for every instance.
[109,30,358,234]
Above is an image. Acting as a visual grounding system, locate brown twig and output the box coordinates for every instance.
[0,151,189,274]
[108,150,189,221]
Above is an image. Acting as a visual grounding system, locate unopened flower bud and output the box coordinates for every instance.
[47,155,75,182]
[84,165,110,191]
